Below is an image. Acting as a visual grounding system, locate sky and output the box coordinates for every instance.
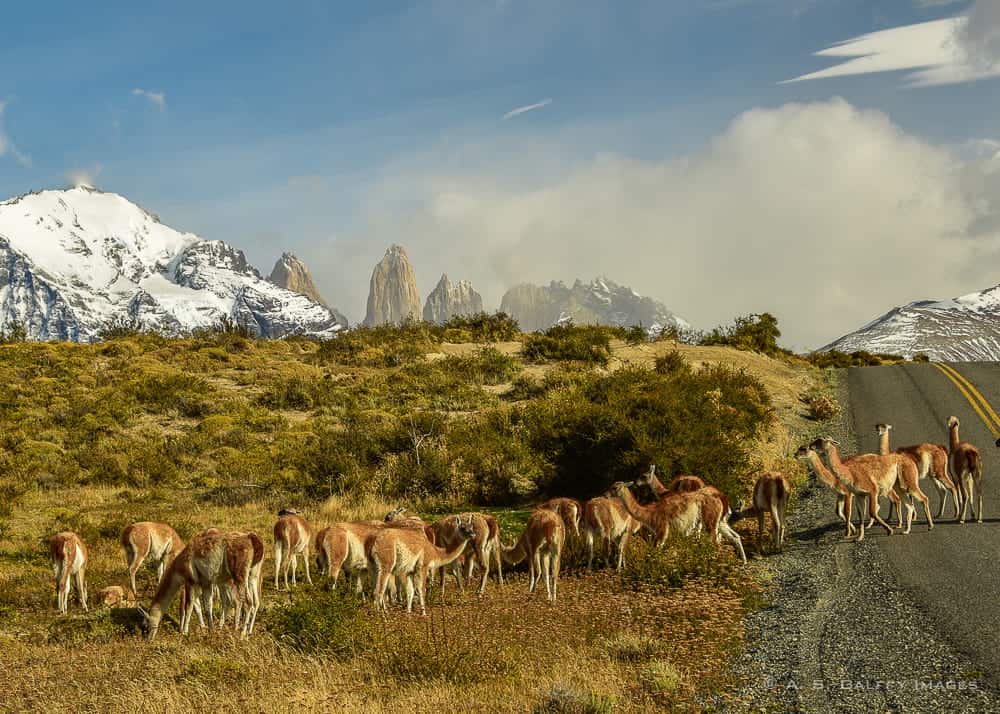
[1,0,999,350]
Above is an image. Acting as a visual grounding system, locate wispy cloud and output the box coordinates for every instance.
[786,1,1000,86]
[132,87,167,111]
[502,98,552,120]
[0,100,32,168]
[65,164,103,189]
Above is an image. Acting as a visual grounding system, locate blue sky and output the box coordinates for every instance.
[1,0,998,348]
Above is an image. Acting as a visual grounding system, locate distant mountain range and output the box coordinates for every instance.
[0,187,346,341]
[823,284,1000,361]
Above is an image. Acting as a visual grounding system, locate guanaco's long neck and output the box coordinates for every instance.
[822,446,859,491]
[430,538,471,569]
[877,431,890,456]
[646,472,669,498]
[949,424,961,450]
[805,451,843,492]
[502,534,528,565]
[616,487,654,526]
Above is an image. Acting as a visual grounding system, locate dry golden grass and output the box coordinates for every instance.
[0,337,825,713]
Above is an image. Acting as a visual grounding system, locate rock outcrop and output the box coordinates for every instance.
[268,253,328,307]
[422,274,484,323]
[500,277,688,335]
[363,244,422,326]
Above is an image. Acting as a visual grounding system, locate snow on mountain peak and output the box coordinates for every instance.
[0,188,346,341]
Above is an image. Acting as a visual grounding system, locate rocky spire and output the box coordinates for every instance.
[363,244,422,326]
[268,252,329,308]
[423,273,484,323]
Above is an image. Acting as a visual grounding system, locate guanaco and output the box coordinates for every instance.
[876,423,958,521]
[611,481,746,562]
[810,437,899,540]
[274,512,313,590]
[121,521,185,598]
[502,508,565,602]
[50,531,88,615]
[581,495,636,570]
[795,444,857,536]
[539,497,582,537]
[428,512,503,595]
[145,529,263,640]
[948,416,984,523]
[368,515,476,615]
[733,472,791,550]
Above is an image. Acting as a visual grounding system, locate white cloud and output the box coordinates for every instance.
[65,164,103,189]
[0,100,31,168]
[132,88,166,111]
[786,1,1000,86]
[502,98,552,120]
[323,99,1000,350]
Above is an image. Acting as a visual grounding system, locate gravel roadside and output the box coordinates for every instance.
[712,370,1000,713]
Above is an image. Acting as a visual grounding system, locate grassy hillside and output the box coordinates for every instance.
[0,323,828,712]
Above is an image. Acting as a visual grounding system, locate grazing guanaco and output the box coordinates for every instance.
[50,532,88,615]
[428,512,503,595]
[502,508,565,602]
[876,423,958,520]
[145,529,264,640]
[581,495,636,570]
[611,481,747,562]
[948,416,984,523]
[733,472,791,550]
[634,465,744,553]
[274,512,313,590]
[368,515,476,615]
[121,521,185,598]
[539,497,582,537]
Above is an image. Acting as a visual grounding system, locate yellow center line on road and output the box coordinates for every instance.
[932,362,1000,438]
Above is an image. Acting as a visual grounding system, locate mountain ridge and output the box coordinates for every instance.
[0,187,347,341]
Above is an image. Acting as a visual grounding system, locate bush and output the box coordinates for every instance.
[436,347,520,385]
[314,322,438,367]
[523,360,772,500]
[522,324,614,365]
[266,587,373,658]
[0,321,29,344]
[97,316,145,340]
[805,349,906,368]
[699,313,790,357]
[440,312,520,342]
[807,394,840,421]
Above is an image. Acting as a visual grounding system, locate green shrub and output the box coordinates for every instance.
[314,322,438,367]
[805,349,906,368]
[436,347,520,385]
[806,394,840,421]
[267,587,373,657]
[522,324,614,365]
[699,312,790,357]
[440,312,520,342]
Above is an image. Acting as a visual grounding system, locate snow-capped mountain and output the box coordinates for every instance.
[500,277,689,335]
[822,285,1000,361]
[0,187,347,341]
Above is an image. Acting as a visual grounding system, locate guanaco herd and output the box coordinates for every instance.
[795,416,987,541]
[45,413,984,638]
[46,463,793,638]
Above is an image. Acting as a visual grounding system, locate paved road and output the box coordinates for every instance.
[846,362,1000,687]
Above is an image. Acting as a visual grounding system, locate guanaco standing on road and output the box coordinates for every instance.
[733,472,791,550]
[875,423,958,521]
[948,416,984,523]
